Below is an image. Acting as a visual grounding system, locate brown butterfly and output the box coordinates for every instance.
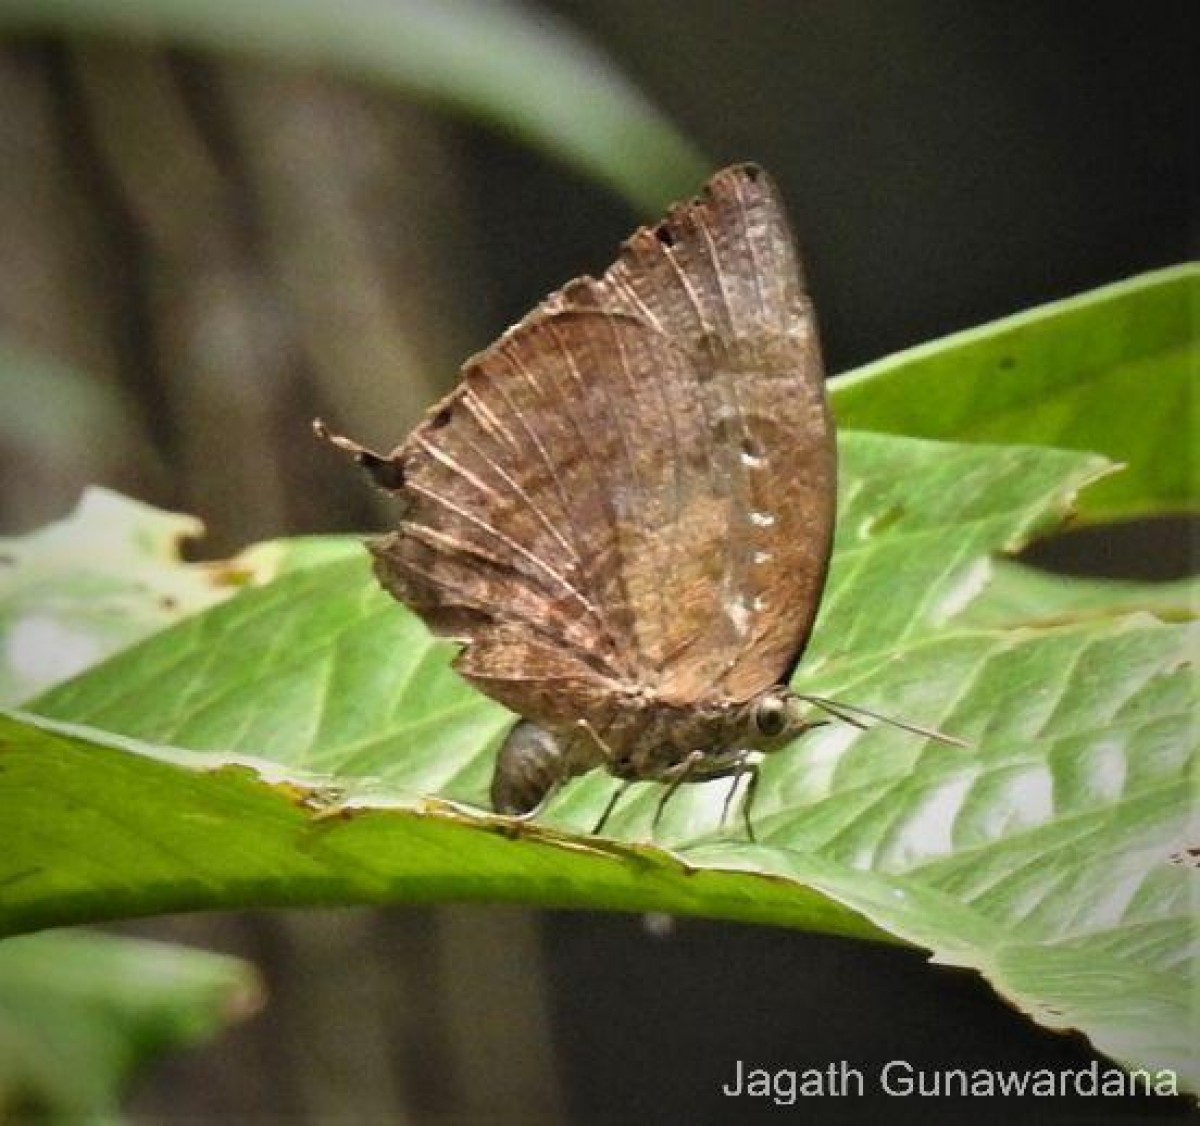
[317,163,958,837]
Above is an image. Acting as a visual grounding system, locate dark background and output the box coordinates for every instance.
[2,0,1194,1122]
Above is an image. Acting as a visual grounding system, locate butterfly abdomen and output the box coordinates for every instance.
[490,720,569,815]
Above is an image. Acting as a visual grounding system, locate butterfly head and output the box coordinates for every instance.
[744,688,824,751]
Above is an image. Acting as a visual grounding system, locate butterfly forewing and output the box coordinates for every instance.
[370,163,834,742]
[591,164,835,699]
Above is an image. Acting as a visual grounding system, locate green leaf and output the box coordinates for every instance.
[0,489,222,706]
[830,264,1199,523]
[0,0,706,209]
[0,708,890,944]
[0,930,260,1122]
[8,432,1195,1086]
[0,486,360,706]
[960,560,1198,630]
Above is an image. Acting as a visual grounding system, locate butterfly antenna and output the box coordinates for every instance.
[796,694,969,748]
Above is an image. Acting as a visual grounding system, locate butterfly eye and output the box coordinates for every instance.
[754,695,788,738]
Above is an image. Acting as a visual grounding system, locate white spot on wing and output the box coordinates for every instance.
[726,593,753,635]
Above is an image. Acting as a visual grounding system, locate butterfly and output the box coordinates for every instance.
[317,163,959,837]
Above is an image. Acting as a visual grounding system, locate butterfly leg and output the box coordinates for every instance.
[651,750,708,831]
[593,779,635,835]
[665,749,763,840]
[712,752,762,841]
[574,718,617,764]
[489,783,564,841]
